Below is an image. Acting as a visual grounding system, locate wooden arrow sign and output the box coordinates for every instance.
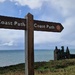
[0,15,26,30]
[34,20,64,32]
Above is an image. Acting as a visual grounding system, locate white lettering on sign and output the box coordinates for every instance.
[34,23,55,29]
[0,20,13,25]
[14,21,25,26]
[0,19,26,27]
[34,23,45,28]
[46,25,55,29]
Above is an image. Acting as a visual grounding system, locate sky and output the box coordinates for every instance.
[0,0,75,50]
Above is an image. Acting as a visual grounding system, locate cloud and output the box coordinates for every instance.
[11,0,74,17]
[61,17,75,46]
[47,0,75,47]
[34,31,62,44]
[1,41,14,46]
[10,0,43,9]
[62,17,75,34]
[0,29,24,48]
[49,0,75,17]
[0,0,5,3]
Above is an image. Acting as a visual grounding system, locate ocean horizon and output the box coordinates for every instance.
[0,49,54,67]
[0,49,75,67]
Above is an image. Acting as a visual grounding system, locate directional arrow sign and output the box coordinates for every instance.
[0,15,26,30]
[34,20,64,32]
[0,15,64,32]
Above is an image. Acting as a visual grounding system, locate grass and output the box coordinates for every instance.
[0,59,75,75]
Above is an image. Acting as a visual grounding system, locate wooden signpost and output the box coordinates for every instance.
[0,13,64,75]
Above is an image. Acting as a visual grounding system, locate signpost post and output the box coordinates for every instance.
[0,13,64,75]
[25,13,34,75]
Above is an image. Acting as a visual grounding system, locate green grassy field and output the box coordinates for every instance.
[0,59,75,75]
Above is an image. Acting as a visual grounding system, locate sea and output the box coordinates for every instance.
[0,49,75,67]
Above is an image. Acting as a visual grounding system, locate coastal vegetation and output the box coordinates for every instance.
[0,59,75,75]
